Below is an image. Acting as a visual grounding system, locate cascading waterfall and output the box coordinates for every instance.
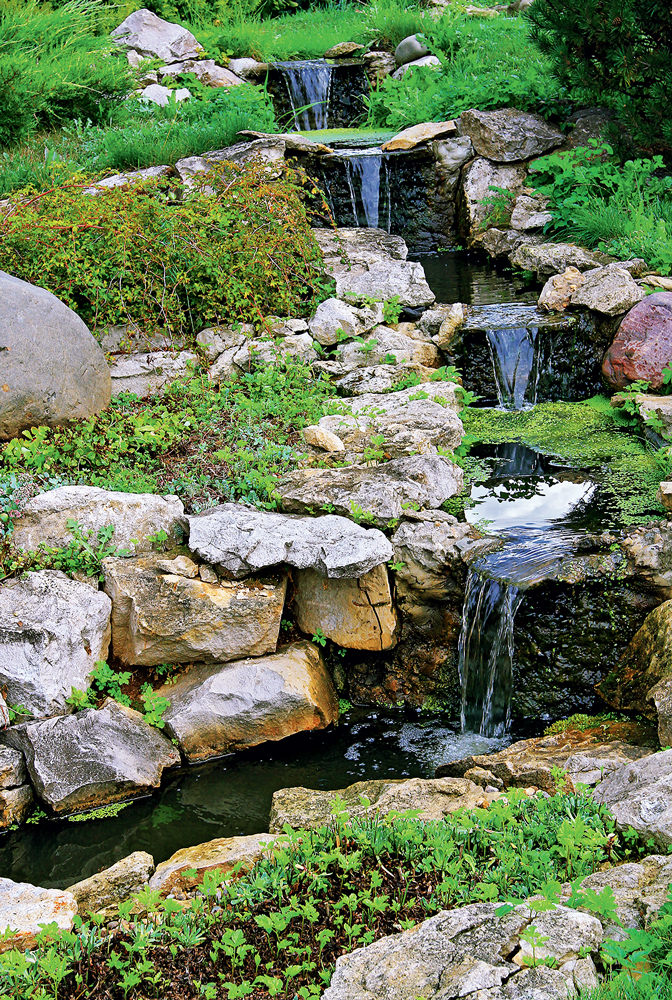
[458,570,523,737]
[275,59,333,130]
[485,324,538,409]
[323,149,392,231]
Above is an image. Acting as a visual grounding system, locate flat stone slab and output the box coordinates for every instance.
[382,120,457,151]
[593,749,672,849]
[0,878,77,952]
[187,503,393,578]
[0,699,180,814]
[149,834,275,894]
[160,641,338,762]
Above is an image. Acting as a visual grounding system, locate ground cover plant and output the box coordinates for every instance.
[0,164,326,337]
[0,787,653,999]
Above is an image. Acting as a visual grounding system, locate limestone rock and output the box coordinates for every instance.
[228,58,268,80]
[108,350,197,397]
[394,34,430,65]
[231,333,318,370]
[602,292,672,391]
[458,108,563,162]
[362,50,397,86]
[149,834,274,894]
[560,854,672,932]
[657,481,672,512]
[569,264,645,316]
[160,641,338,762]
[308,297,383,346]
[302,425,344,452]
[335,262,435,309]
[324,41,364,58]
[593,750,672,849]
[0,271,111,439]
[294,565,397,650]
[418,304,460,337]
[174,139,286,188]
[111,8,202,62]
[333,363,437,396]
[103,553,287,666]
[0,879,77,953]
[477,227,541,260]
[159,59,242,87]
[392,55,440,80]
[139,83,190,106]
[322,901,601,1000]
[0,570,111,717]
[459,158,527,236]
[196,324,250,361]
[187,503,394,579]
[11,485,186,555]
[538,267,585,312]
[83,165,172,196]
[270,776,483,832]
[510,191,552,230]
[596,600,672,716]
[315,227,408,274]
[317,381,464,461]
[510,242,615,280]
[66,852,155,915]
[649,677,672,746]
[0,785,33,828]
[435,303,466,349]
[263,315,309,337]
[0,746,26,788]
[0,699,180,814]
[0,693,7,731]
[392,519,500,603]
[336,325,440,370]
[155,554,198,577]
[278,455,463,528]
[382,120,456,151]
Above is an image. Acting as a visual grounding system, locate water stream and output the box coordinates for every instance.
[275,59,333,130]
[324,148,391,230]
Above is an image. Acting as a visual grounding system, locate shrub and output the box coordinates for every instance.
[0,162,326,336]
[0,0,132,148]
[527,0,672,158]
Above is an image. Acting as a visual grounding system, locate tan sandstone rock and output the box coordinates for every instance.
[149,834,275,894]
[302,425,345,452]
[66,851,155,915]
[382,120,457,151]
[538,267,585,313]
[294,565,398,650]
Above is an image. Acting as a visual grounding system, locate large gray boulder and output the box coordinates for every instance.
[394,34,430,66]
[11,485,186,555]
[103,553,287,666]
[510,243,614,280]
[570,264,646,316]
[322,901,602,1000]
[336,326,440,370]
[0,271,111,439]
[159,641,339,762]
[335,261,435,309]
[459,158,527,236]
[308,297,383,346]
[593,750,672,849]
[0,571,111,717]
[314,227,408,273]
[458,108,564,162]
[278,455,464,528]
[0,699,180,814]
[111,8,202,62]
[186,503,393,578]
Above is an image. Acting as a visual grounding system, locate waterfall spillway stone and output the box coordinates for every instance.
[275,59,333,130]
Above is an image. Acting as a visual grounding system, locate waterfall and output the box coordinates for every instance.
[275,60,333,130]
[485,325,538,409]
[323,149,392,231]
[458,569,523,737]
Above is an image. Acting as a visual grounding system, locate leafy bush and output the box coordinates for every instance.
[0,0,131,148]
[527,0,672,158]
[530,142,672,274]
[0,163,326,337]
[366,14,559,130]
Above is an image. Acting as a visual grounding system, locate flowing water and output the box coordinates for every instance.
[323,148,391,230]
[275,60,333,130]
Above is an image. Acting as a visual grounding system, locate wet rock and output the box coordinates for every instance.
[66,852,155,915]
[459,158,527,236]
[270,776,483,832]
[559,854,672,934]
[538,267,585,312]
[83,165,172,196]
[333,363,438,396]
[392,519,500,603]
[0,785,33,828]
[602,292,672,390]
[158,60,242,87]
[111,8,202,62]
[278,455,463,528]
[596,600,672,717]
[196,324,250,361]
[392,55,441,79]
[382,120,457,151]
[510,242,614,280]
[308,297,383,346]
[0,571,111,717]
[570,264,645,316]
[322,901,601,1000]
[0,271,111,440]
[302,425,345,452]
[149,834,274,894]
[317,381,463,461]
[139,83,190,106]
[458,108,564,162]
[11,485,186,555]
[160,641,338,762]
[336,325,440,369]
[0,699,180,814]
[238,129,333,154]
[324,41,364,57]
[593,749,672,849]
[437,730,652,792]
[103,553,287,666]
[187,503,393,579]
[395,34,430,65]
[335,261,435,309]
[0,879,77,953]
[108,350,197,397]
[294,565,397,650]
[510,191,552,230]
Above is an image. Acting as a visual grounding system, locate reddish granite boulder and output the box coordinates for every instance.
[603,292,672,390]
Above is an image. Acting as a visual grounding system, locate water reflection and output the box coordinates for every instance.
[413,252,538,306]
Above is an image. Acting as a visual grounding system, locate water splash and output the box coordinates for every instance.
[485,325,538,409]
[275,60,333,130]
